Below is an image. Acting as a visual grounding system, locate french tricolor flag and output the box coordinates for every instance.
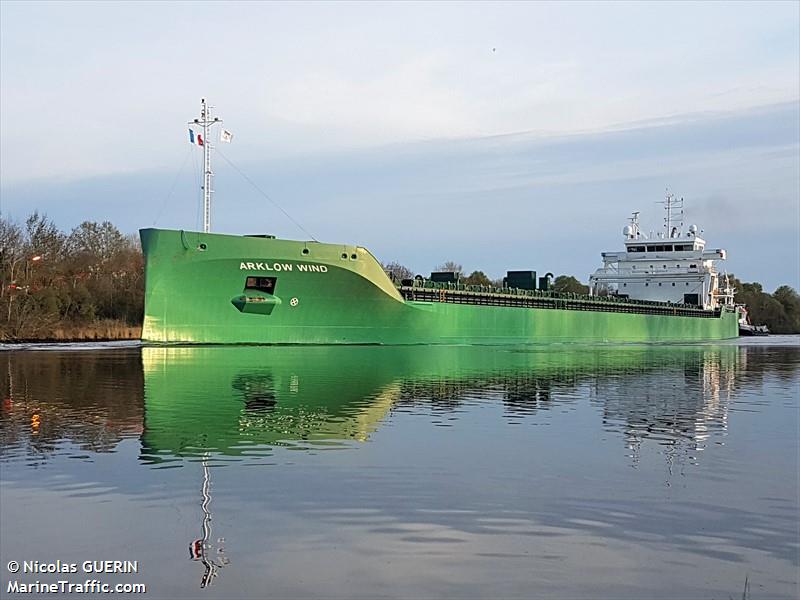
[188,129,204,146]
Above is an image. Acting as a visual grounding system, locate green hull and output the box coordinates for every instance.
[139,228,739,344]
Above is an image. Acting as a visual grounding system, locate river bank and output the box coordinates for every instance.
[2,320,141,343]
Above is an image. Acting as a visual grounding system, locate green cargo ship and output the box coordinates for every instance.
[139,226,738,344]
[139,101,739,345]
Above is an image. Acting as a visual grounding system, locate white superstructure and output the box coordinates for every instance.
[589,193,734,310]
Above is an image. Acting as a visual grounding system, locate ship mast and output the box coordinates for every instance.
[190,99,223,233]
[661,191,684,239]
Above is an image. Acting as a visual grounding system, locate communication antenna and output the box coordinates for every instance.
[658,190,684,238]
[630,211,641,237]
[189,99,223,233]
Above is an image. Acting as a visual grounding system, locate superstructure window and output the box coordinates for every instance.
[629,246,645,252]
[245,276,277,294]
[646,245,656,252]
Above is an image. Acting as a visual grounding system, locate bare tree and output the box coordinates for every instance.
[383,261,414,282]
[436,261,463,275]
[0,217,24,301]
[68,221,128,264]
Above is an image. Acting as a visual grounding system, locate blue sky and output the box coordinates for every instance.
[1,1,798,289]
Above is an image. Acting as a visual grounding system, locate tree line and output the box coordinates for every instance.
[1,213,143,341]
[727,275,799,334]
[1,213,797,340]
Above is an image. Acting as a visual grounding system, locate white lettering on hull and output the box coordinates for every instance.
[240,262,327,273]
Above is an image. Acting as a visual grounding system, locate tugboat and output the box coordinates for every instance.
[737,306,770,336]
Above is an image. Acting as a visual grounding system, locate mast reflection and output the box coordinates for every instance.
[189,455,228,588]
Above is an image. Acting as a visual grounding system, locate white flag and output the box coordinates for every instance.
[219,128,233,143]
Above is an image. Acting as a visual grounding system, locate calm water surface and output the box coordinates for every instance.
[1,339,798,599]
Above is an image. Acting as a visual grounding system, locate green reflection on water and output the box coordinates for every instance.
[140,344,744,461]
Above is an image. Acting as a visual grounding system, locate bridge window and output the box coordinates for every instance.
[245,276,277,294]
[629,245,645,252]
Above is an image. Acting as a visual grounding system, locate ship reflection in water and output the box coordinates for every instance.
[137,345,745,469]
[1,342,797,599]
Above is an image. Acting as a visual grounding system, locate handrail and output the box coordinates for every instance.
[398,285,720,319]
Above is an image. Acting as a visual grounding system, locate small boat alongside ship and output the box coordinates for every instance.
[737,306,770,336]
[139,100,742,345]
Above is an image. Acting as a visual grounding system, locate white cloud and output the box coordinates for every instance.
[1,1,798,184]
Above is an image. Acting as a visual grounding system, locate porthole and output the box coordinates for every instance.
[350,253,357,260]
[198,243,207,251]
[658,283,662,286]
[302,248,309,255]
[672,282,676,286]
[341,253,348,259]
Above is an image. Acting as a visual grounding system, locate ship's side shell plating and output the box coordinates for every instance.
[140,228,738,344]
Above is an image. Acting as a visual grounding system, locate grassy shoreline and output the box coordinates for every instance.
[2,321,141,343]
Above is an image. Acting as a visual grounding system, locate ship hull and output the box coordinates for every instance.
[140,228,739,344]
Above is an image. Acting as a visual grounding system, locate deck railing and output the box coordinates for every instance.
[396,282,721,319]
